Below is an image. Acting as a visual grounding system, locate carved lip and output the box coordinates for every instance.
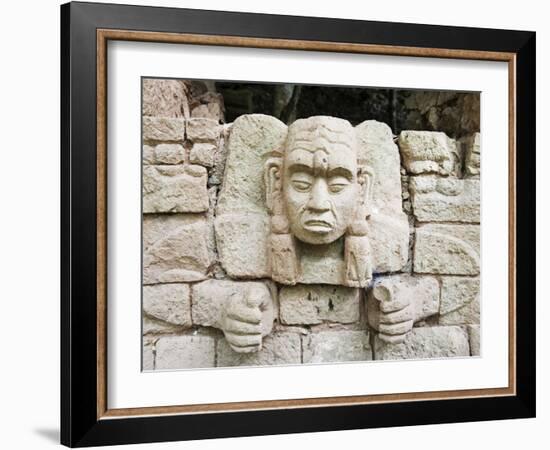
[303,219,333,232]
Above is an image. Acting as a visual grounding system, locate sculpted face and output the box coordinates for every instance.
[282,118,360,245]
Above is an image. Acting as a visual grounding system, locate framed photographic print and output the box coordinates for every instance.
[60,1,536,447]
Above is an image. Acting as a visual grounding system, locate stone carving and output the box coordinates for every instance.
[192,280,276,353]
[265,116,375,287]
[215,115,409,286]
[414,224,480,275]
[366,275,440,344]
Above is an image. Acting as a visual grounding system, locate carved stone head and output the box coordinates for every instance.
[265,116,374,287]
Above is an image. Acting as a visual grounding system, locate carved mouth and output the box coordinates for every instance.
[303,220,333,233]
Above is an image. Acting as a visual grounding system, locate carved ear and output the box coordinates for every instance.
[264,157,283,214]
[357,165,375,213]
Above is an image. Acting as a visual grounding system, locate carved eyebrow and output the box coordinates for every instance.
[327,167,354,181]
[288,163,314,176]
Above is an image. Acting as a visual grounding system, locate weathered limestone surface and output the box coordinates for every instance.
[143,215,211,284]
[143,138,187,165]
[186,118,222,143]
[140,91,481,368]
[142,340,155,371]
[208,124,231,186]
[190,91,224,122]
[217,114,288,216]
[142,79,189,118]
[143,316,183,335]
[303,331,372,363]
[414,224,480,275]
[356,121,409,272]
[143,284,191,327]
[155,335,216,369]
[410,176,480,223]
[216,332,301,367]
[375,326,470,360]
[367,213,410,273]
[461,133,481,177]
[439,277,480,325]
[189,142,216,167]
[398,130,459,176]
[215,115,288,277]
[143,117,185,142]
[143,165,209,213]
[279,285,360,325]
[468,325,480,356]
[215,213,270,278]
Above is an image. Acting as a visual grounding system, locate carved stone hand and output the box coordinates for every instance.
[220,284,275,353]
[366,276,439,344]
[367,283,414,344]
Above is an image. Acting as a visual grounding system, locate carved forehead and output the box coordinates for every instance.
[285,116,357,157]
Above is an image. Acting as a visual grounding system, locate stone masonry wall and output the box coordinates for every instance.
[142,79,480,370]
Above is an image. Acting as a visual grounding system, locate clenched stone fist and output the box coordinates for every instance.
[367,283,415,344]
[221,284,275,353]
[366,276,439,344]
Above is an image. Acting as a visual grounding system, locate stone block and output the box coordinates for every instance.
[142,340,155,371]
[414,224,480,275]
[302,331,372,363]
[410,176,480,223]
[143,116,185,142]
[356,120,405,213]
[367,213,410,273]
[142,78,188,118]
[208,124,231,186]
[215,213,270,278]
[143,215,211,284]
[468,325,480,356]
[155,335,216,369]
[439,277,480,325]
[143,144,155,164]
[279,285,360,325]
[186,118,222,143]
[143,165,208,213]
[189,142,216,167]
[142,316,183,334]
[217,115,288,215]
[216,332,301,367]
[154,143,185,165]
[374,326,470,360]
[398,130,459,175]
[143,283,191,327]
[461,133,480,176]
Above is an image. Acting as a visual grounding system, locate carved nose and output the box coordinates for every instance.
[307,180,330,212]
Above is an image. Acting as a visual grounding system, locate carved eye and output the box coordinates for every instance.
[328,176,350,193]
[291,180,312,192]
